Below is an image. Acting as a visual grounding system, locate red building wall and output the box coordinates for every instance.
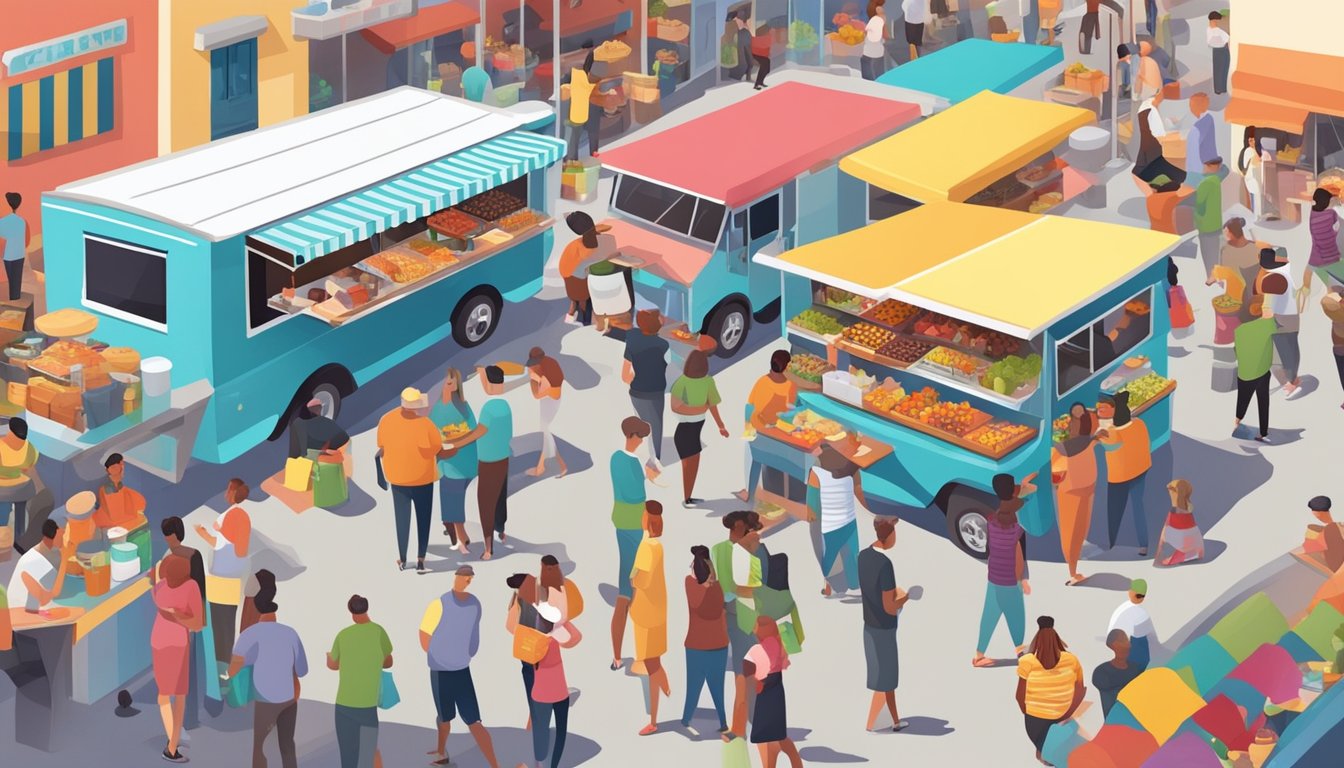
[0,1,158,242]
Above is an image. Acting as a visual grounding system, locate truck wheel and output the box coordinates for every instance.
[453,291,500,348]
[945,487,995,559]
[753,299,781,323]
[707,301,751,358]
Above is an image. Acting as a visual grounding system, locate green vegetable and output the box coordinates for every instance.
[788,20,818,50]
[980,354,1042,395]
[791,309,845,336]
[648,0,668,18]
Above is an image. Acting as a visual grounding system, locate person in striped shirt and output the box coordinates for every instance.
[1016,616,1085,764]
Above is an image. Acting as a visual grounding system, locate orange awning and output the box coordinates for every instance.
[361,1,480,55]
[1226,44,1344,133]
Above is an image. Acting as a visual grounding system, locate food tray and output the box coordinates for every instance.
[834,338,915,371]
[1015,163,1063,190]
[360,249,437,284]
[963,422,1039,459]
[784,370,825,392]
[758,424,825,452]
[860,299,921,330]
[1128,379,1177,416]
[910,349,990,383]
[495,209,549,233]
[857,399,1019,458]
[428,209,486,240]
[456,189,527,222]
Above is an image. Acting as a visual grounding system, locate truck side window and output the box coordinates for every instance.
[749,195,780,241]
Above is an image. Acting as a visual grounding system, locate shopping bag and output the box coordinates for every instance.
[374,450,388,491]
[225,666,256,708]
[378,670,400,710]
[283,456,314,492]
[722,735,751,768]
[564,578,585,620]
[313,461,348,508]
[720,40,738,68]
[1168,286,1195,330]
[512,625,553,664]
[779,620,802,654]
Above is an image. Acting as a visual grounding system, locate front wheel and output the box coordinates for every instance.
[452,291,500,348]
[706,301,751,358]
[945,487,995,559]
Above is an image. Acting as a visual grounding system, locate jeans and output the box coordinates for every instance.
[1145,0,1157,36]
[743,443,763,503]
[4,258,22,300]
[1272,331,1301,382]
[1198,231,1221,277]
[1023,5,1039,44]
[630,392,665,463]
[1335,352,1344,394]
[391,482,433,562]
[0,500,26,537]
[438,476,469,525]
[1235,373,1271,438]
[530,697,570,768]
[682,646,729,729]
[564,106,601,160]
[253,699,299,768]
[1106,472,1150,550]
[334,705,378,768]
[820,520,861,591]
[1212,46,1230,94]
[211,602,238,665]
[753,54,770,88]
[977,583,1026,654]
[860,55,885,81]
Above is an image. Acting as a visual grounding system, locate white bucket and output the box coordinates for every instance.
[589,272,631,317]
[110,542,140,582]
[140,357,172,398]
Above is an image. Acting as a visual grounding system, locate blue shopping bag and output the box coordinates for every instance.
[225,666,255,708]
[378,670,400,710]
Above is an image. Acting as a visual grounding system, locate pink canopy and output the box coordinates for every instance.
[599,82,922,208]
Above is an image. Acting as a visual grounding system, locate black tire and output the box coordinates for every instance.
[706,301,751,358]
[452,291,500,348]
[945,486,995,560]
[753,298,781,323]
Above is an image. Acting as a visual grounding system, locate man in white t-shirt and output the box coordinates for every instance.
[1260,248,1304,399]
[901,0,928,60]
[1107,579,1156,672]
[861,4,888,81]
[1207,12,1230,95]
[7,519,69,612]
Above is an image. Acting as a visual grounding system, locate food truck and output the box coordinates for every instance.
[753,202,1182,556]
[876,38,1066,112]
[593,80,927,356]
[41,87,565,464]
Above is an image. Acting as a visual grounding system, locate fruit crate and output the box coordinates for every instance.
[910,348,990,383]
[963,422,1040,459]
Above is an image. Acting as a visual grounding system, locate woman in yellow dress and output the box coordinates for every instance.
[630,500,669,735]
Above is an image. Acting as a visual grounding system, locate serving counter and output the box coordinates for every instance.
[9,570,152,750]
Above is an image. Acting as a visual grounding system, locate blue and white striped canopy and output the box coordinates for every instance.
[251,131,565,265]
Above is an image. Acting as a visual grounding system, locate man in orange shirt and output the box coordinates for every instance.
[92,453,148,532]
[734,350,796,504]
[377,388,456,574]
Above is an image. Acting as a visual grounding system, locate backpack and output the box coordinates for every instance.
[765,552,789,591]
[564,578,584,620]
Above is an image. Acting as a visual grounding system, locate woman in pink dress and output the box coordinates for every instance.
[152,553,204,763]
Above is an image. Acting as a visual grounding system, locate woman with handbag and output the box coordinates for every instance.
[630,502,669,735]
[507,572,581,768]
[1051,405,1097,587]
[430,368,478,554]
[526,348,568,479]
[151,554,204,764]
[195,478,252,666]
[743,616,803,768]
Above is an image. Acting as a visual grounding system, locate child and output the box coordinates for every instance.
[1154,478,1203,567]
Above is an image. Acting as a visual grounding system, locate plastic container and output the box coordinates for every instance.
[589,268,632,317]
[84,563,111,596]
[110,542,140,582]
[140,356,172,398]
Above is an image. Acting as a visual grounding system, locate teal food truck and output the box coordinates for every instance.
[753,202,1183,556]
[593,80,928,356]
[42,87,564,463]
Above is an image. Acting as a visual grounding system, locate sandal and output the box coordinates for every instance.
[972,656,995,668]
[416,559,427,574]
[1065,574,1086,586]
[639,724,658,736]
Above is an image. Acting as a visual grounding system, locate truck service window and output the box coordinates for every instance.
[84,235,167,327]
[614,176,722,243]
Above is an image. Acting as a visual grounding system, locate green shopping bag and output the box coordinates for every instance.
[723,735,751,768]
[378,670,400,710]
[313,460,348,508]
[225,666,255,708]
[779,621,802,655]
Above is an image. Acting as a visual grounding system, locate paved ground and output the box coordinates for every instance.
[4,2,1342,767]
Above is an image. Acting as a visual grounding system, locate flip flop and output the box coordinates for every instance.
[892,720,911,732]
[972,656,995,668]
[1065,575,1087,586]
[639,724,658,736]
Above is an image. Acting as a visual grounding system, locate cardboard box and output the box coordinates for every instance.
[1064,69,1108,97]
[50,401,83,431]
[6,382,25,408]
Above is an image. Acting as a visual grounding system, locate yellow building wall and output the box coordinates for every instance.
[160,0,307,153]
[1230,1,1344,60]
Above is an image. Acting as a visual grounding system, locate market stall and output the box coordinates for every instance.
[754,202,1182,553]
[840,91,1095,218]
[875,38,1065,110]
[1225,44,1344,223]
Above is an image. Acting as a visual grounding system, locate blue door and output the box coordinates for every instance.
[210,39,258,140]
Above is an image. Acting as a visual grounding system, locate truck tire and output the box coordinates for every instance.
[753,298,781,323]
[306,381,343,421]
[706,301,751,358]
[452,290,500,348]
[945,486,996,559]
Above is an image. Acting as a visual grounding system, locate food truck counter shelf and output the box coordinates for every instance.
[756,422,893,469]
[834,337,1039,407]
[303,220,552,327]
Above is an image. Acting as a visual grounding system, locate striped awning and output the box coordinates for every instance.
[250,131,565,265]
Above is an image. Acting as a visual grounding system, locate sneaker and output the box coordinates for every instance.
[1285,385,1306,401]
[682,498,703,508]
[162,749,189,763]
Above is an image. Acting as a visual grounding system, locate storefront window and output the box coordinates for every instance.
[7,57,115,161]
[650,0,691,87]
[614,176,723,244]
[84,235,167,329]
[1055,287,1154,396]
[1303,114,1344,175]
[823,0,865,71]
[483,0,524,93]
[787,0,822,66]
[1055,329,1091,397]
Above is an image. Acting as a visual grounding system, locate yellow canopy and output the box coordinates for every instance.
[839,91,1095,203]
[755,202,1181,339]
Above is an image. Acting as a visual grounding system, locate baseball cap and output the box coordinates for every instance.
[1130,578,1148,595]
[400,387,428,409]
[455,565,475,577]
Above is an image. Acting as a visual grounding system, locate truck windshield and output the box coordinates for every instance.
[613,176,725,244]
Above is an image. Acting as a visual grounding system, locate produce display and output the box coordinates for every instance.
[1020,165,1052,183]
[863,299,920,327]
[456,189,527,222]
[1212,294,1242,313]
[969,421,1035,453]
[820,286,871,313]
[787,353,830,384]
[923,346,984,377]
[595,40,632,61]
[788,20,818,50]
[403,238,459,267]
[1028,191,1064,214]
[364,252,433,283]
[829,13,867,46]
[876,337,935,364]
[979,354,1043,396]
[1319,170,1344,198]
[863,385,908,414]
[428,209,483,239]
[910,312,1023,358]
[496,209,542,233]
[790,309,847,336]
[1052,414,1071,443]
[1117,372,1172,409]
[791,409,845,437]
[841,322,897,351]
[889,386,984,436]
[655,48,681,66]
[441,421,472,441]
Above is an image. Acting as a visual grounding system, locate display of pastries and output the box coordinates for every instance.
[456,189,527,222]
[496,209,541,233]
[427,209,483,239]
[363,252,433,283]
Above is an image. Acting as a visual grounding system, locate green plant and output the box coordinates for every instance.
[648,0,668,18]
